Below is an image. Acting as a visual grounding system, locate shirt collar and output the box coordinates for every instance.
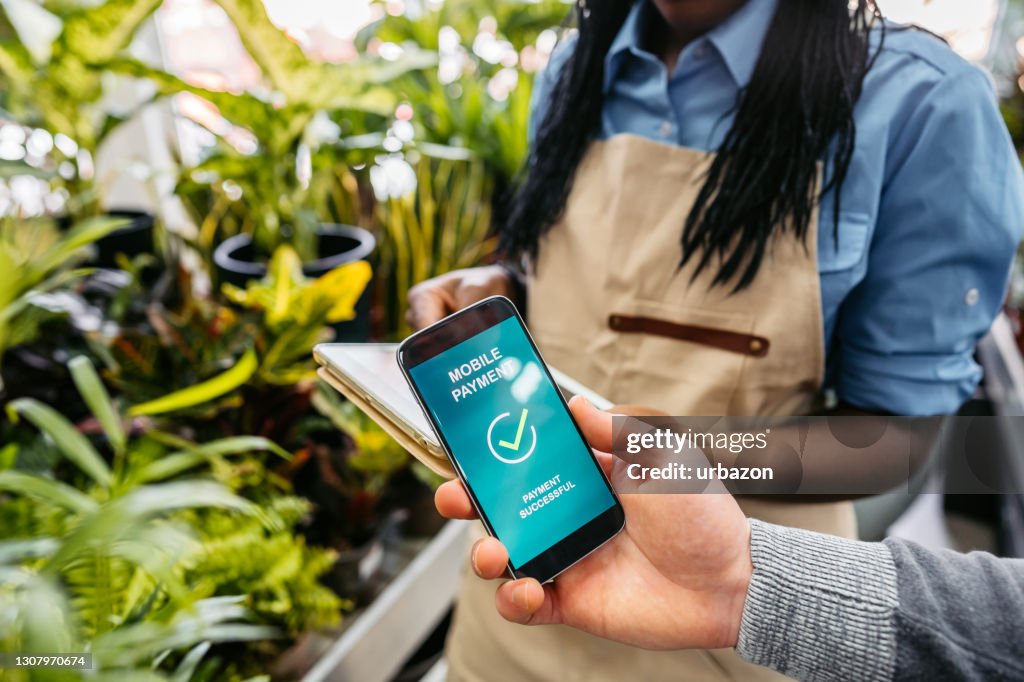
[604,0,779,92]
[604,1,646,89]
[706,0,779,87]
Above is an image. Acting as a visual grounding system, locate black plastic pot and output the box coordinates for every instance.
[55,209,156,268]
[213,224,376,341]
[94,210,155,268]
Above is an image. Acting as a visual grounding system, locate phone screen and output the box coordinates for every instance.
[407,315,616,569]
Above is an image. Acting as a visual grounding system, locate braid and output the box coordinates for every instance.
[499,0,633,258]
[501,0,883,291]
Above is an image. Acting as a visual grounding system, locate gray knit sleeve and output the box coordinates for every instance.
[883,538,1024,680]
[735,519,899,681]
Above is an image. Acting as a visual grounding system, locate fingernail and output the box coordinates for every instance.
[514,581,531,610]
[470,540,481,569]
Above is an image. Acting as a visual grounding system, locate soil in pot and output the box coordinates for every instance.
[214,225,376,342]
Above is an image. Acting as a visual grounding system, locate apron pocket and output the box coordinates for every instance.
[611,300,757,415]
[607,315,768,357]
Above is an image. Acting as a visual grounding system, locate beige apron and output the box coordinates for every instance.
[446,135,857,682]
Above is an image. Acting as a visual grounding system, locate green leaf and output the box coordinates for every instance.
[33,216,128,276]
[133,451,208,483]
[128,348,258,417]
[0,38,36,87]
[59,0,164,66]
[47,480,255,572]
[109,55,274,127]
[173,641,212,682]
[0,0,61,64]
[1,567,75,654]
[136,436,290,483]
[210,0,319,103]
[8,398,113,487]
[0,537,59,564]
[69,355,126,454]
[0,470,97,514]
[0,442,17,469]
[182,435,291,460]
[0,159,55,178]
[118,480,255,516]
[106,523,196,601]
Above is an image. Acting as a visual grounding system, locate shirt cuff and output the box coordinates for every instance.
[836,345,982,415]
[736,519,900,682]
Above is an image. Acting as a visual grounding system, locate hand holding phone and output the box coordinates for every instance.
[435,397,754,652]
[398,296,624,582]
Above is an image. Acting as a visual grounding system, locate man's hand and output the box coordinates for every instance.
[435,396,754,651]
[406,266,517,330]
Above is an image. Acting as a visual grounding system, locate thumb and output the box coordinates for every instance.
[569,395,614,453]
[495,578,561,626]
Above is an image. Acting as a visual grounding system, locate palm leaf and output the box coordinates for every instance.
[172,641,211,682]
[136,436,290,483]
[0,537,59,563]
[69,355,126,454]
[47,480,255,572]
[0,470,97,514]
[7,398,112,487]
[32,217,128,277]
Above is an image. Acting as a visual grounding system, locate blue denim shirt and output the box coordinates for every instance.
[529,0,1024,415]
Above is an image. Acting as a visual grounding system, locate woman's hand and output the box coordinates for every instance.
[406,266,517,330]
[435,397,754,651]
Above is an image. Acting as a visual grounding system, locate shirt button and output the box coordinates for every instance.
[659,120,674,138]
[693,43,709,59]
[964,288,980,306]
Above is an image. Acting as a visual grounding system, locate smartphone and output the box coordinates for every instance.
[398,296,624,582]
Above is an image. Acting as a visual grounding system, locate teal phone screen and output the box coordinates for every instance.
[408,316,615,567]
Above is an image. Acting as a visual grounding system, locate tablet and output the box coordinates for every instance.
[313,343,612,460]
[314,343,442,454]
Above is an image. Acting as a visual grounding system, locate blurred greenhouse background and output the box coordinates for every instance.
[0,0,1022,680]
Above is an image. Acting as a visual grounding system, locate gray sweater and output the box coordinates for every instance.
[736,519,1024,681]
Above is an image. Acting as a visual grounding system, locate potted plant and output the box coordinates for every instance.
[0,0,167,266]
[86,245,371,429]
[114,0,432,339]
[0,215,126,409]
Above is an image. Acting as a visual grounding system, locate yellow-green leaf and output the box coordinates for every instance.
[268,246,303,325]
[128,349,258,417]
[310,260,372,323]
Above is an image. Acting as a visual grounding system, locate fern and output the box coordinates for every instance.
[182,496,346,636]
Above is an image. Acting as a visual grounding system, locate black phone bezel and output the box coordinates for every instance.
[397,296,624,583]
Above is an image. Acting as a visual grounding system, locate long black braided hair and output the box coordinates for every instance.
[500,0,884,291]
